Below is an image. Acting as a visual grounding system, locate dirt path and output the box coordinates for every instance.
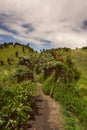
[25,77,63,130]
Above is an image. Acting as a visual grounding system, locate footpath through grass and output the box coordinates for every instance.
[0,43,87,130]
[38,49,87,130]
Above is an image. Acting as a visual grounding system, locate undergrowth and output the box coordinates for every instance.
[38,55,87,130]
[0,77,35,130]
[40,73,87,130]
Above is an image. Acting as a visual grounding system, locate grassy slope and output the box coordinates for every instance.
[0,45,87,129]
[39,48,87,130]
[0,44,34,64]
[1,46,86,89]
[71,49,87,89]
[0,44,37,129]
[0,44,37,81]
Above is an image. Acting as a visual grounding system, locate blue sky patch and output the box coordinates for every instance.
[0,34,22,44]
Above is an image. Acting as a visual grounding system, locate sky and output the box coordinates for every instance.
[0,0,87,50]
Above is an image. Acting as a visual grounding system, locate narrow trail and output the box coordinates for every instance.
[25,75,63,130]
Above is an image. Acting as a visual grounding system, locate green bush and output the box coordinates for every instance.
[0,79,35,130]
[13,66,33,83]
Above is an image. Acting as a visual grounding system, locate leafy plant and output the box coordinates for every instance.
[0,78,35,130]
[13,65,33,83]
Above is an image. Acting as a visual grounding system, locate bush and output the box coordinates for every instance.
[0,79,35,130]
[40,53,86,129]
[13,66,33,83]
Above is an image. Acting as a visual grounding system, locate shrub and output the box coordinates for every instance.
[0,78,35,130]
[13,66,33,83]
[15,51,18,57]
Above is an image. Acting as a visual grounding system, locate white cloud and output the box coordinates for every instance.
[0,0,87,49]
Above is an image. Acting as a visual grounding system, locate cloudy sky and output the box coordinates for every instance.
[0,0,87,50]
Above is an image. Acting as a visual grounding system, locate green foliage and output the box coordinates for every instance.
[62,109,82,130]
[13,65,33,83]
[42,73,55,96]
[0,43,87,130]
[42,75,87,129]
[0,43,37,129]
[71,49,87,90]
[42,77,87,129]
[0,78,35,130]
[39,51,87,129]
[0,42,36,66]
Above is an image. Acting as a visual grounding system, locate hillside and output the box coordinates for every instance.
[37,47,87,130]
[0,43,87,130]
[0,43,36,65]
[0,43,37,81]
[0,43,39,130]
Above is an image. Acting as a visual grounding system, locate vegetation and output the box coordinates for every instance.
[0,43,87,130]
[0,43,37,129]
[0,79,35,130]
[0,42,35,66]
[38,48,87,130]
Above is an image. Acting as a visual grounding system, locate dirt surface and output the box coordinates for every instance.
[25,77,63,130]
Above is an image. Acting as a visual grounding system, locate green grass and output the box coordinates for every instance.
[71,49,87,88]
[62,108,82,130]
[38,49,87,130]
[0,44,37,81]
[0,44,87,130]
[0,44,35,65]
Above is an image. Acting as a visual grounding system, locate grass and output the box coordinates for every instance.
[71,49,87,102]
[62,108,82,130]
[0,44,87,130]
[38,48,87,130]
[0,44,35,65]
[0,43,37,129]
[71,49,87,88]
[0,43,37,81]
